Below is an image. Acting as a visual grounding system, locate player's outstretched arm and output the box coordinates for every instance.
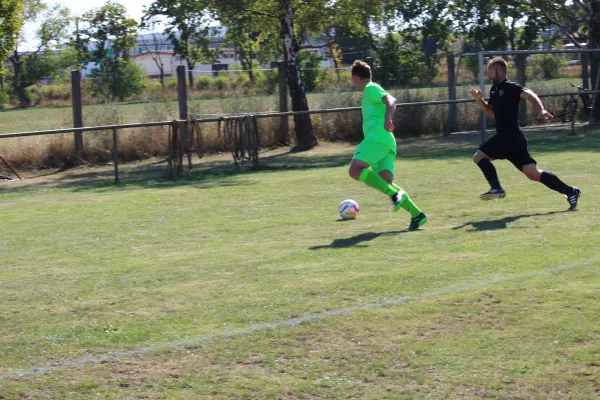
[470,88,495,119]
[521,89,553,120]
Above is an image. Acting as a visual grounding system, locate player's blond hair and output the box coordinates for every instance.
[488,57,508,71]
[351,60,371,79]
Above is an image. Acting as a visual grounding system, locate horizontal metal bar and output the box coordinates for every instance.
[0,121,175,138]
[479,49,600,55]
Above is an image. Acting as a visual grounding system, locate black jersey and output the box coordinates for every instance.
[488,80,525,137]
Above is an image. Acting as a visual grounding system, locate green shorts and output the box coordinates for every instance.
[352,140,397,176]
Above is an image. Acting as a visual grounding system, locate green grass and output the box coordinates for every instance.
[0,130,599,399]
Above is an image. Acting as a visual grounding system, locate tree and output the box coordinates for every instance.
[143,0,219,89]
[0,0,24,90]
[213,0,387,150]
[8,0,72,106]
[452,0,510,78]
[138,28,169,88]
[374,32,422,86]
[210,2,264,83]
[387,0,455,83]
[277,0,318,150]
[79,1,143,101]
[527,1,600,120]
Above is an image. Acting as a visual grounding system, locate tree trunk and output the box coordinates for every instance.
[10,51,27,107]
[238,42,254,83]
[186,60,195,89]
[152,55,165,88]
[279,0,317,151]
[446,53,456,134]
[582,53,589,90]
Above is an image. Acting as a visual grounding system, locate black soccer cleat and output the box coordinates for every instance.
[480,188,506,201]
[567,187,581,211]
[408,212,427,231]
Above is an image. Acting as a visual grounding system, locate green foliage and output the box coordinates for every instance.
[461,40,484,80]
[0,0,24,74]
[24,85,42,106]
[213,71,229,90]
[530,54,568,80]
[195,75,212,90]
[80,2,141,101]
[0,90,9,108]
[143,0,218,87]
[375,33,422,86]
[299,51,325,91]
[230,73,251,89]
[253,69,278,93]
[90,61,147,101]
[6,2,72,106]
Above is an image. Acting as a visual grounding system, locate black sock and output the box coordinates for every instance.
[540,171,573,195]
[477,159,502,190]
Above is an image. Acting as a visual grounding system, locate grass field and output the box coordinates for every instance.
[0,129,599,399]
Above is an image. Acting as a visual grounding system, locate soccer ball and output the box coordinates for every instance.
[339,199,359,220]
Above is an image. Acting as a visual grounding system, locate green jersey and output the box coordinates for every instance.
[361,82,396,151]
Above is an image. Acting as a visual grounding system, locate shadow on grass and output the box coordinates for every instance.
[2,128,598,193]
[309,230,409,250]
[452,210,571,232]
[1,150,354,193]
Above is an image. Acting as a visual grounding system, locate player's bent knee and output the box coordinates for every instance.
[473,151,486,164]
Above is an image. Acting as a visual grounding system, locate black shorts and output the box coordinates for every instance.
[479,134,536,171]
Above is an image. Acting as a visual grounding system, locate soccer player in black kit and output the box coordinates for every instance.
[470,57,581,210]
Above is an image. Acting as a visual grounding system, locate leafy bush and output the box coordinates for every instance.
[375,33,422,86]
[530,54,567,80]
[213,71,230,90]
[230,73,251,89]
[253,70,278,94]
[0,91,9,108]
[24,86,42,106]
[89,61,147,101]
[299,51,325,91]
[195,75,212,90]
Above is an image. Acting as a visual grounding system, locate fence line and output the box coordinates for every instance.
[2,90,599,140]
[2,90,598,185]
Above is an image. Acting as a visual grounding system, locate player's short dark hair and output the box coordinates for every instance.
[488,57,507,71]
[351,60,371,79]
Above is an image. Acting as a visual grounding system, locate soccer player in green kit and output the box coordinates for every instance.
[348,60,427,230]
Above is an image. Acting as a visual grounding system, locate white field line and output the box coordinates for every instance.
[0,258,596,384]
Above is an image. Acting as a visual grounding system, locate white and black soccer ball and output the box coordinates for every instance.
[339,199,359,220]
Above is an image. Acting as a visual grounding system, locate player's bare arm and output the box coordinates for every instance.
[470,88,495,119]
[521,89,553,120]
[382,94,397,132]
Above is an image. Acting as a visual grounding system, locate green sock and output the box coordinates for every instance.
[358,169,398,196]
[399,192,423,218]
